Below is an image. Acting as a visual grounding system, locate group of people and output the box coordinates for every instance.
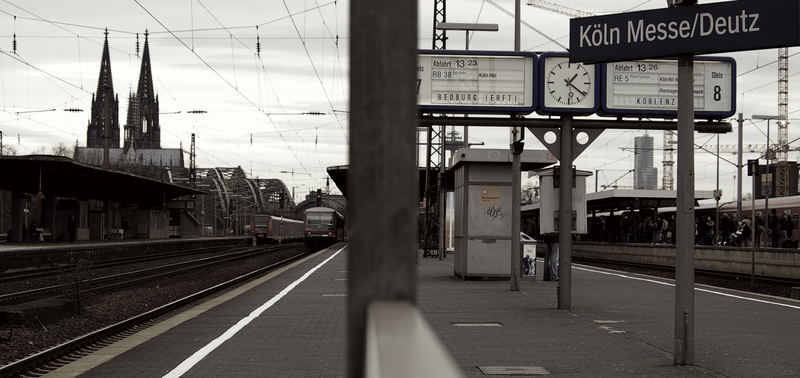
[685,210,796,248]
[584,210,797,248]
[617,214,676,245]
[720,210,797,248]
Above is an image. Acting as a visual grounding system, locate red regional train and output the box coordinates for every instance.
[248,214,304,244]
[304,206,345,249]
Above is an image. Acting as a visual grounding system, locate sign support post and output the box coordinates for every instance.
[558,116,573,309]
[510,0,523,292]
[674,53,695,366]
[510,135,523,291]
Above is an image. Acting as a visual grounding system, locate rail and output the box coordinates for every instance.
[0,248,311,377]
[365,301,462,378]
[571,241,800,281]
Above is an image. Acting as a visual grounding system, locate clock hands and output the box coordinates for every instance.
[569,82,588,97]
[563,73,587,97]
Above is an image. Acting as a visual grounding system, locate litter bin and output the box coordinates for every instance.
[521,232,537,280]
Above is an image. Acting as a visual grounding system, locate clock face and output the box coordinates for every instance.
[542,56,596,112]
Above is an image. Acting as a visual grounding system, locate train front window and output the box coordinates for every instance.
[307,213,333,226]
[254,215,269,228]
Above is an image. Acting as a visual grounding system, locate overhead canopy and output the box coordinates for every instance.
[327,165,456,199]
[523,188,715,214]
[449,148,557,171]
[0,155,204,206]
[328,149,557,199]
[584,189,714,213]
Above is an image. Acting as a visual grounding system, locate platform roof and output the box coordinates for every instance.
[328,165,456,200]
[328,149,557,199]
[585,189,714,213]
[450,148,557,170]
[0,155,204,206]
[523,188,715,214]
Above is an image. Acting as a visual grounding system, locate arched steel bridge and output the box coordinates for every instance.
[165,166,296,235]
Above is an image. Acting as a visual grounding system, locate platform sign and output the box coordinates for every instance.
[602,57,735,118]
[418,50,536,114]
[569,0,799,64]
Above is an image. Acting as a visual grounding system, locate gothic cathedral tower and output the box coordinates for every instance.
[124,30,160,150]
[86,29,120,149]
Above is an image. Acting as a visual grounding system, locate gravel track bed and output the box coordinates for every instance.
[0,245,308,367]
[1,249,236,295]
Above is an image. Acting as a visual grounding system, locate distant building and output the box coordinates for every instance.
[634,134,658,190]
[75,30,181,170]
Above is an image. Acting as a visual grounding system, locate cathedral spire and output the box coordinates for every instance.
[87,27,120,150]
[124,29,160,150]
[137,29,155,103]
[96,28,114,99]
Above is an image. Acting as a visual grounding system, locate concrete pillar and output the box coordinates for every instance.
[348,0,417,376]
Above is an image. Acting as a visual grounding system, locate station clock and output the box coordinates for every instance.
[538,52,599,115]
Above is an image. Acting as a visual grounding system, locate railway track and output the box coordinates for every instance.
[0,245,236,285]
[575,256,800,298]
[1,245,295,306]
[0,245,311,377]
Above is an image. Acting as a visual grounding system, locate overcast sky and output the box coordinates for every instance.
[0,0,793,205]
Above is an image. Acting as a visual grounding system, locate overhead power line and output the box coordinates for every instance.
[280,0,348,142]
[0,50,90,94]
[133,0,327,186]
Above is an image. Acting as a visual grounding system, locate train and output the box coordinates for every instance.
[303,206,346,249]
[247,214,304,244]
[522,193,800,246]
[580,194,800,245]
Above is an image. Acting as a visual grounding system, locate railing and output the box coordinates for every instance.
[365,301,462,378]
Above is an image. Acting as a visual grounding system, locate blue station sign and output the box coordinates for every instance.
[569,0,799,64]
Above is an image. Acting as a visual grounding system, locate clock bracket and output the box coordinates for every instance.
[528,126,603,162]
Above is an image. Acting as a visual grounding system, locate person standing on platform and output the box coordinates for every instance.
[740,217,752,247]
[755,213,764,247]
[548,242,559,281]
[540,234,558,281]
[67,215,77,243]
[769,209,779,248]
[121,218,129,240]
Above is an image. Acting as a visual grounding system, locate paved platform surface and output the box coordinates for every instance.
[46,244,800,377]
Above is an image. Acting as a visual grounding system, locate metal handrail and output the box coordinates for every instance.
[365,301,462,378]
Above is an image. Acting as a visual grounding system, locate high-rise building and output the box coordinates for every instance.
[634,134,658,190]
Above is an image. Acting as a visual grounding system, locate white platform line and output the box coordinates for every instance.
[574,265,800,310]
[163,245,346,378]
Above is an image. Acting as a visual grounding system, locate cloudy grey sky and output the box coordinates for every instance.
[0,0,793,204]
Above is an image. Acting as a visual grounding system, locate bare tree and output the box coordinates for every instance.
[51,142,72,157]
[521,185,539,206]
[1,144,17,156]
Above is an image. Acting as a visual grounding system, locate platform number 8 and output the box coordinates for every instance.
[713,85,721,101]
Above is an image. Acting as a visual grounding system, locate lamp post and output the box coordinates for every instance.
[752,114,779,247]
